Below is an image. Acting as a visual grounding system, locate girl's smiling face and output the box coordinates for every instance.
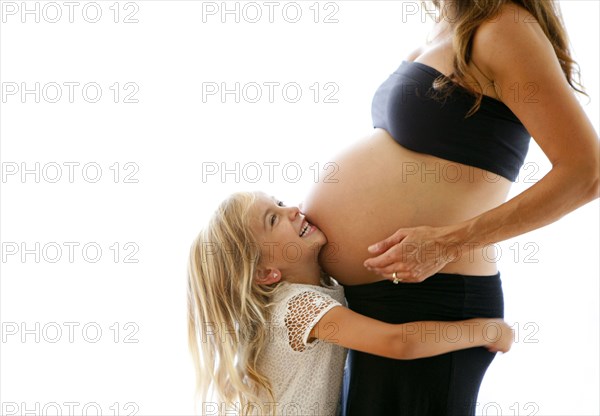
[249,192,327,282]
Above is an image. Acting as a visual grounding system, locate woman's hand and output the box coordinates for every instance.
[363,225,461,283]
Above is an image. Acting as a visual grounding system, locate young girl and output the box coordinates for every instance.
[187,191,513,416]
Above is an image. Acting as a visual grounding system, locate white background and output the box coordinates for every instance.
[0,1,598,415]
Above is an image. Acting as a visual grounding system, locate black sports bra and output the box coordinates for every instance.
[371,60,531,182]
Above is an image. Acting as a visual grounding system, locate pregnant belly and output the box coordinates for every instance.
[302,129,511,285]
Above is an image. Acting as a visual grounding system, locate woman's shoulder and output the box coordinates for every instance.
[471,3,555,81]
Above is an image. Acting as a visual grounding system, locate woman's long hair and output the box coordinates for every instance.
[428,0,586,116]
[187,192,285,414]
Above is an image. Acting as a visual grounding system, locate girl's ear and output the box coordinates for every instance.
[254,267,282,285]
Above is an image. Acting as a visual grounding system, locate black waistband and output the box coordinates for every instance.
[343,272,504,322]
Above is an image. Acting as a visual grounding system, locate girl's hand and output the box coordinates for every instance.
[363,225,460,283]
[483,319,514,353]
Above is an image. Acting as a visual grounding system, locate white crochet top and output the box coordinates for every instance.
[255,276,347,416]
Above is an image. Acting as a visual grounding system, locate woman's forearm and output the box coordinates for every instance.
[448,163,599,250]
[363,162,598,282]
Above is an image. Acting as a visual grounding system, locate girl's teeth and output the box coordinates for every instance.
[300,223,309,237]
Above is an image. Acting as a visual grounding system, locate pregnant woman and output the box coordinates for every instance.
[302,1,599,415]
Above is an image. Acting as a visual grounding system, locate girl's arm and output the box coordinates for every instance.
[309,306,512,360]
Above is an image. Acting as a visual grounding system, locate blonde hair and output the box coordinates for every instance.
[428,0,586,116]
[187,191,285,414]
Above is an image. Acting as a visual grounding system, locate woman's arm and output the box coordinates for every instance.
[309,306,513,359]
[456,4,599,242]
[364,5,599,282]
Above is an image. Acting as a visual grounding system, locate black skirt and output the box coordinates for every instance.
[341,272,504,416]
